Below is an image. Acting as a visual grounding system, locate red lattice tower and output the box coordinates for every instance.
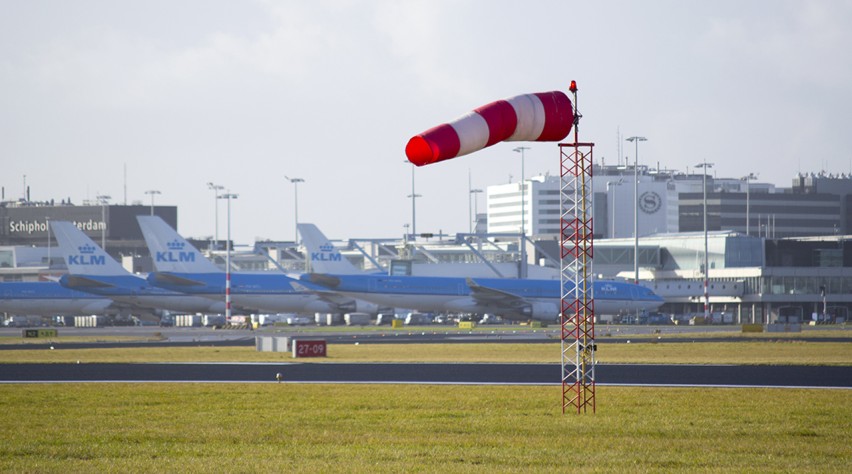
[560,81,595,414]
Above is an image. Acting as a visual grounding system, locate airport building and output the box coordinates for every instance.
[485,166,852,323]
[0,199,178,280]
[3,165,851,324]
[587,232,852,324]
[487,166,852,241]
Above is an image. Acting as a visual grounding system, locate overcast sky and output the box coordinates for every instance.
[2,1,851,244]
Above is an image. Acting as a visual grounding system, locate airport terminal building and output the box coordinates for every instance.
[1,200,177,277]
[582,232,852,324]
[3,166,851,324]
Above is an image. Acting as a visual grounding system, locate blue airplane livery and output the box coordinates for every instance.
[301,273,664,322]
[50,220,226,315]
[136,215,381,314]
[298,222,663,321]
[0,281,115,316]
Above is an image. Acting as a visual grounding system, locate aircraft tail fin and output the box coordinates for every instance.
[137,216,221,273]
[298,223,364,274]
[50,221,130,276]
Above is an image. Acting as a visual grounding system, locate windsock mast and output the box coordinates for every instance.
[560,80,596,415]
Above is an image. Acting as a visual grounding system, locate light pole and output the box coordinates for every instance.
[144,190,161,216]
[696,161,714,321]
[285,176,305,242]
[96,194,111,249]
[404,161,421,237]
[513,146,530,278]
[207,182,224,250]
[469,188,483,234]
[218,191,238,321]
[625,136,647,285]
[45,216,51,268]
[741,173,757,236]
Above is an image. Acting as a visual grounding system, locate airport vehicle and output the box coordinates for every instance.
[136,216,379,315]
[302,273,664,323]
[50,221,226,315]
[0,281,115,316]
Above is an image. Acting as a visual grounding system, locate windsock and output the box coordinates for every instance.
[405,91,574,166]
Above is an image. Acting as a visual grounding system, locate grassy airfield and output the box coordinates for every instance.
[1,330,850,471]
[0,384,849,472]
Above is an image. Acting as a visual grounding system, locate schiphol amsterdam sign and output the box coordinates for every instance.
[8,219,106,235]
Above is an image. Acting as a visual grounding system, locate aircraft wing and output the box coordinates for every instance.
[289,281,357,312]
[466,278,530,313]
[149,272,207,287]
[62,275,117,288]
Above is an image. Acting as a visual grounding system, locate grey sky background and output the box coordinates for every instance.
[2,1,851,244]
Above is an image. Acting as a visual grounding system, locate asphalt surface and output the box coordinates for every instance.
[2,324,851,349]
[1,362,850,388]
[2,326,849,388]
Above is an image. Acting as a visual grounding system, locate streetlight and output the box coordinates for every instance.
[469,188,483,234]
[741,173,757,236]
[513,146,530,279]
[207,182,224,250]
[218,191,238,321]
[45,216,51,268]
[696,161,714,321]
[144,190,161,216]
[284,176,305,243]
[403,161,421,236]
[96,194,111,249]
[625,136,647,285]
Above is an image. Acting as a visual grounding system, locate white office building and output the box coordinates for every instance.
[486,175,561,238]
[485,169,693,240]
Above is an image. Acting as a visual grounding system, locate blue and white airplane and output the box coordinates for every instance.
[136,215,379,315]
[0,281,115,316]
[301,273,664,323]
[298,222,663,321]
[50,221,226,315]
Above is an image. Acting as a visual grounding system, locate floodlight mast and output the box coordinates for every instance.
[560,80,596,414]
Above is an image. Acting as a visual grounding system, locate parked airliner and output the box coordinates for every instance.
[298,222,663,321]
[136,215,380,315]
[302,273,664,322]
[50,221,226,315]
[0,281,115,316]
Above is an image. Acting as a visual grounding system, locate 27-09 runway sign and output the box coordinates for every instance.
[292,339,327,358]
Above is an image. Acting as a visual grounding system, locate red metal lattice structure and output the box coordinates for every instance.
[560,81,596,414]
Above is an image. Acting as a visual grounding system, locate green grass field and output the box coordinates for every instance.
[0,384,849,472]
[1,335,850,471]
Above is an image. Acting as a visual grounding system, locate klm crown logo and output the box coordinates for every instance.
[155,239,195,263]
[69,244,105,265]
[166,240,185,251]
[78,244,96,254]
[312,242,341,262]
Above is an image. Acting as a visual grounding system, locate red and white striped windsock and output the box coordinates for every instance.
[405,91,574,166]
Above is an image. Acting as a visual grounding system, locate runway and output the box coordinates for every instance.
[1,362,850,388]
